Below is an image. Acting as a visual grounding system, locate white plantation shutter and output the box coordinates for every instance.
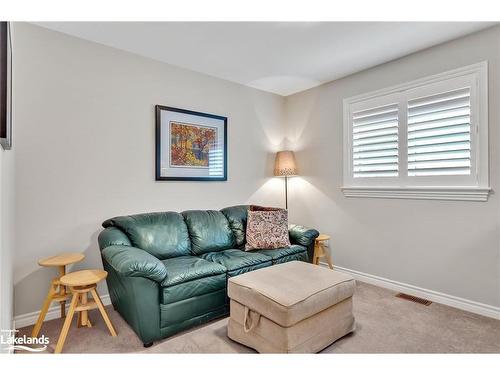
[343,62,489,200]
[352,103,399,178]
[407,87,471,177]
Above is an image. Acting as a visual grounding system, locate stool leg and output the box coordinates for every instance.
[313,242,319,265]
[31,282,56,337]
[323,244,334,270]
[58,266,66,318]
[60,301,66,319]
[315,246,321,265]
[55,293,79,354]
[90,289,117,337]
[81,291,90,328]
[77,294,83,328]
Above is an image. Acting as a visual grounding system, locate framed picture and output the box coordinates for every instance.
[0,22,12,150]
[155,105,227,181]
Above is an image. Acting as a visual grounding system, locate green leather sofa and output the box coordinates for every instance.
[98,205,319,347]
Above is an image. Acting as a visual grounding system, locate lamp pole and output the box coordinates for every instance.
[274,150,297,211]
[284,175,288,210]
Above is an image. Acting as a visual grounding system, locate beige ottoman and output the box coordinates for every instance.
[227,261,356,353]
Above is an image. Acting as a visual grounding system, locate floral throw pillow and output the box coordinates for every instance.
[245,209,291,250]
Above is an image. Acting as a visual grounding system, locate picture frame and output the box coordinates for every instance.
[0,22,12,150]
[155,105,227,181]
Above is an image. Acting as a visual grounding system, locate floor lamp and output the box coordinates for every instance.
[274,151,298,210]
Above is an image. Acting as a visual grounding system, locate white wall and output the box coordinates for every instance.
[285,26,500,308]
[12,23,286,316]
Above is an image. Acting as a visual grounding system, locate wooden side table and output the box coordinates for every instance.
[31,253,85,338]
[313,234,333,269]
[55,269,117,354]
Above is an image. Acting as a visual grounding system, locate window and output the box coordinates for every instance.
[343,62,489,201]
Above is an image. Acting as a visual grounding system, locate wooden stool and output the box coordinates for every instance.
[313,234,333,269]
[31,253,85,338]
[55,269,117,353]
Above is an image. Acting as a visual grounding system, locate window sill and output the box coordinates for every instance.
[341,186,491,202]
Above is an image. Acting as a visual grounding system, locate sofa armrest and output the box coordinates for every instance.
[101,245,167,283]
[98,227,131,249]
[288,224,320,247]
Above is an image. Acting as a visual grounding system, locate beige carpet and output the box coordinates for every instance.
[16,282,500,353]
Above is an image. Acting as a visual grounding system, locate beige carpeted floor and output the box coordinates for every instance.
[16,282,500,353]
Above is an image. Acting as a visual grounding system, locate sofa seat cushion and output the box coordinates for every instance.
[161,256,226,287]
[161,273,227,304]
[160,289,227,327]
[254,244,307,264]
[200,249,272,277]
[160,256,227,304]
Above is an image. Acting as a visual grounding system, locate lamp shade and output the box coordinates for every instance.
[274,151,298,176]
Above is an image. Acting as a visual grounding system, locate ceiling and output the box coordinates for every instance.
[34,22,496,96]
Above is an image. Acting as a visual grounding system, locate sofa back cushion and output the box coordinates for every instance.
[220,205,249,248]
[182,210,235,255]
[102,212,191,259]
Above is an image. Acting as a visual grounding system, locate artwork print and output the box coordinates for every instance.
[169,122,217,168]
[156,105,227,181]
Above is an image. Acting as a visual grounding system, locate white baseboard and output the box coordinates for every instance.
[326,263,500,320]
[14,294,111,329]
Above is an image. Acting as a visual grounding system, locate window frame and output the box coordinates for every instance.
[342,62,490,201]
